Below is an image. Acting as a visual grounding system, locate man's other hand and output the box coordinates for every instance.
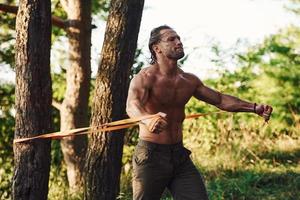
[255,104,273,122]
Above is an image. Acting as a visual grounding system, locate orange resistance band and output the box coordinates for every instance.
[13,111,225,144]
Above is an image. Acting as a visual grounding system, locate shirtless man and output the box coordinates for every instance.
[126,25,273,200]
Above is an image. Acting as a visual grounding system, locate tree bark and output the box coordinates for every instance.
[84,0,144,199]
[13,0,52,199]
[59,0,92,192]
[0,3,68,29]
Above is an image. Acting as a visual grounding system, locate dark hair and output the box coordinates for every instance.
[148,25,172,64]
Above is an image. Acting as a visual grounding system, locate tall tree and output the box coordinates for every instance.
[0,1,111,192]
[58,0,92,191]
[84,0,144,199]
[12,0,52,199]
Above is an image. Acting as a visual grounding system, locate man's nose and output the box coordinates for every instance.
[175,38,182,46]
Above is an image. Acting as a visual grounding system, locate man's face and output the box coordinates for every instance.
[155,29,185,60]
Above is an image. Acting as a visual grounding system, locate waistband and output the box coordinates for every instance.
[137,139,184,151]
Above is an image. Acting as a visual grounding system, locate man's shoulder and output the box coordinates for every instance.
[136,65,157,78]
[179,70,201,81]
[176,70,204,89]
[131,65,157,86]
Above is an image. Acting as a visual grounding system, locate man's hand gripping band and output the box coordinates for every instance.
[141,112,168,134]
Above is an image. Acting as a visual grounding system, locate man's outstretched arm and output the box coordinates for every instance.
[193,78,273,121]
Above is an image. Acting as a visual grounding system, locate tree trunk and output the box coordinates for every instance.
[84,0,144,199]
[13,0,52,199]
[59,0,92,191]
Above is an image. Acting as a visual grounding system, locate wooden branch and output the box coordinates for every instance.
[51,15,68,29]
[52,100,62,111]
[0,3,68,29]
[0,3,17,13]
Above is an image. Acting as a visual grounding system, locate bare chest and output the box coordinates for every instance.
[149,77,195,107]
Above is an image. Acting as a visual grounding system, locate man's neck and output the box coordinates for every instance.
[156,59,178,76]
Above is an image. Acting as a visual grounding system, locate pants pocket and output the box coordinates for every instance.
[183,147,192,157]
[133,146,152,166]
[174,147,192,165]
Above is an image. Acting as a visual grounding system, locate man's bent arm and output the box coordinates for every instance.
[126,73,168,133]
[126,75,150,118]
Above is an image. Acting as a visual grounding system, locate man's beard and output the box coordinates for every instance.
[167,49,185,60]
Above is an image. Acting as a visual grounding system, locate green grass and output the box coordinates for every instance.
[206,170,300,200]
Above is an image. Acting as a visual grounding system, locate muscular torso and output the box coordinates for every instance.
[137,66,199,144]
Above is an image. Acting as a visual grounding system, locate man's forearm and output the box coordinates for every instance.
[218,94,255,113]
[126,100,150,118]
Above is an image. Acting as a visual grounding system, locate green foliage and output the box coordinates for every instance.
[51,0,67,38]
[0,13,15,68]
[48,157,83,200]
[0,84,15,199]
[196,26,300,133]
[92,0,110,19]
[239,26,300,128]
[0,11,15,30]
[52,70,67,102]
[48,141,84,200]
[51,0,67,20]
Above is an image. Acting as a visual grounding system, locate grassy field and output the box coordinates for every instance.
[118,116,300,200]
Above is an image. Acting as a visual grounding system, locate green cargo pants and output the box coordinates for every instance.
[132,140,209,200]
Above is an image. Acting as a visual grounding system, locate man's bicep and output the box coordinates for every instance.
[126,76,150,117]
[127,76,148,105]
[193,83,222,106]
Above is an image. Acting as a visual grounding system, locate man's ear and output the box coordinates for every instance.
[153,44,161,54]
